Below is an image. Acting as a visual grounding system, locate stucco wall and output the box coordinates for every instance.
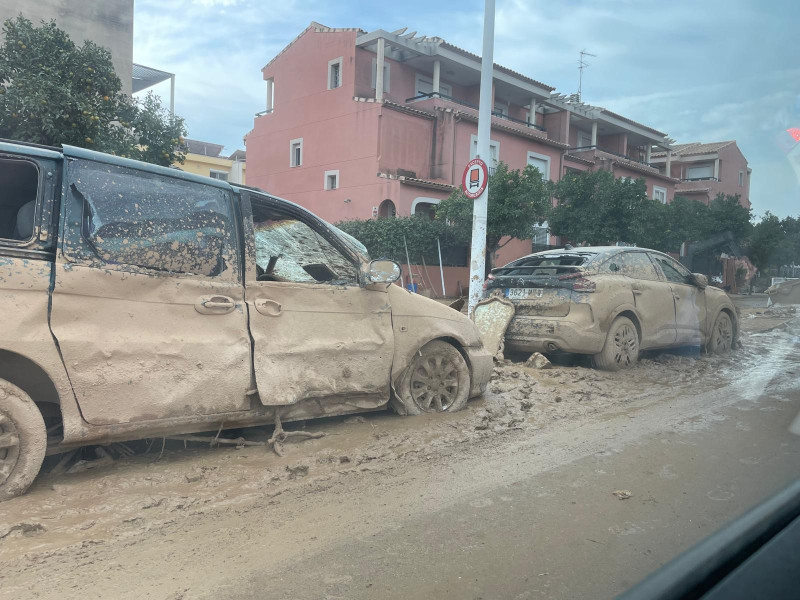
[0,0,134,94]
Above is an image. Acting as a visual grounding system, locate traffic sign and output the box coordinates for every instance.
[462,158,488,199]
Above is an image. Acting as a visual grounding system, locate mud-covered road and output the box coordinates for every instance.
[1,304,798,599]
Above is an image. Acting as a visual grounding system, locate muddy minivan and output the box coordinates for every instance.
[0,140,492,500]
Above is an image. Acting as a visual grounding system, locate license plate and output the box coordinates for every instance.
[505,288,532,299]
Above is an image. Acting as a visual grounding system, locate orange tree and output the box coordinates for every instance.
[0,16,186,166]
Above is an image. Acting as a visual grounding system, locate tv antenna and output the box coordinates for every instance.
[577,49,596,102]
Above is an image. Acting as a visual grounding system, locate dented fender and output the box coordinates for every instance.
[386,285,484,386]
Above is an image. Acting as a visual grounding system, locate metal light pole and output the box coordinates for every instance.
[468,0,495,316]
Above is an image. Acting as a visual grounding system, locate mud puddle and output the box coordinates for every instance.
[0,314,795,572]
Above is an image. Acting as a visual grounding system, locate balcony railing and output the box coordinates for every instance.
[567,145,656,168]
[404,92,547,132]
[255,108,273,117]
[681,176,719,182]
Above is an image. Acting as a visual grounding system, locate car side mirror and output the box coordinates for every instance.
[691,273,708,289]
[366,259,401,285]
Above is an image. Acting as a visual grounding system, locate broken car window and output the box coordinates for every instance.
[252,203,358,285]
[496,253,590,277]
[72,161,236,278]
[0,157,39,242]
[653,255,690,285]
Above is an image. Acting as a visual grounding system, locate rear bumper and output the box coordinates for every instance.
[504,313,605,355]
[465,345,493,398]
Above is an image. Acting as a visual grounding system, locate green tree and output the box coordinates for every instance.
[0,16,186,166]
[747,212,800,271]
[434,162,551,271]
[705,193,752,240]
[549,170,658,246]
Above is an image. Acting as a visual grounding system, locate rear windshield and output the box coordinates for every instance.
[494,254,593,276]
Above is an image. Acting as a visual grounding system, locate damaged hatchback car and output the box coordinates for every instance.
[0,140,493,500]
[485,246,737,370]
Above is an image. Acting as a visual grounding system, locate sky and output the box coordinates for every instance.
[133,0,800,218]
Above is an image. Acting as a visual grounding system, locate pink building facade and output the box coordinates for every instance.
[245,23,701,292]
[649,141,752,209]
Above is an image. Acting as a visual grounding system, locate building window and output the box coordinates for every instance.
[414,74,452,98]
[265,77,274,113]
[209,169,229,181]
[532,221,549,246]
[371,58,390,92]
[328,57,342,90]
[686,164,713,180]
[653,186,667,204]
[470,134,499,167]
[576,130,593,148]
[526,151,551,180]
[324,169,339,190]
[289,138,303,167]
[739,170,745,187]
[378,199,396,219]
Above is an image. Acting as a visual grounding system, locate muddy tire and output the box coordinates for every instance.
[594,316,640,371]
[0,380,46,502]
[707,311,734,354]
[391,340,471,416]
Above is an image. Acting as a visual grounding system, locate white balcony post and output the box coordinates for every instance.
[529,98,536,126]
[468,0,495,317]
[375,38,385,100]
[590,121,598,148]
[432,60,441,95]
[265,79,273,112]
[714,158,720,180]
[646,144,651,163]
[666,150,672,177]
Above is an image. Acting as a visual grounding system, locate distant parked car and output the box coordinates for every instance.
[0,139,492,501]
[484,246,737,370]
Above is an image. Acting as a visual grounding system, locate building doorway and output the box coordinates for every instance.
[378,199,396,219]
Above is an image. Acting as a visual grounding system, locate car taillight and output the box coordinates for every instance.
[571,277,596,292]
[482,273,496,291]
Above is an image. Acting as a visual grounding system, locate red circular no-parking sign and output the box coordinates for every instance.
[462,158,488,199]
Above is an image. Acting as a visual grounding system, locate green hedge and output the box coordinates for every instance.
[335,216,469,266]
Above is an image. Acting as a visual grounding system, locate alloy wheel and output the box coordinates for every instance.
[0,410,20,486]
[410,354,460,412]
[613,324,638,366]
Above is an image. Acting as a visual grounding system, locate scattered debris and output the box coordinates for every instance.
[344,416,367,425]
[613,490,633,500]
[525,352,552,369]
[0,522,46,539]
[268,412,326,457]
[448,297,466,312]
[66,447,114,474]
[472,296,516,360]
[285,464,309,478]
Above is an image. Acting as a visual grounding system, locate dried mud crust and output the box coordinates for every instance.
[0,380,46,502]
[0,317,796,598]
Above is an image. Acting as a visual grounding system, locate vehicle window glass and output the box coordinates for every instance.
[496,254,590,277]
[620,252,659,281]
[72,160,237,278]
[653,255,690,284]
[0,157,39,242]
[251,202,358,285]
